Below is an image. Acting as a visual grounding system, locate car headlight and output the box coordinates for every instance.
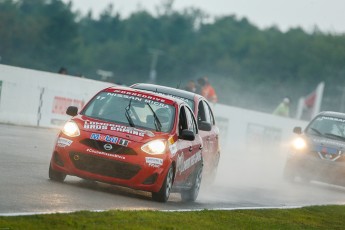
[141,139,166,155]
[292,137,307,150]
[62,121,80,137]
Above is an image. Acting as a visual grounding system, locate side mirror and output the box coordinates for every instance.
[293,126,302,134]
[198,121,212,131]
[66,106,78,116]
[180,129,195,141]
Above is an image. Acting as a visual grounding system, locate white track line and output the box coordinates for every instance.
[0,205,303,216]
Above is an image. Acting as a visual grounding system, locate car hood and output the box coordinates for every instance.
[72,115,169,144]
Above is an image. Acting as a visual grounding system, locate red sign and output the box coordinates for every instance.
[52,96,84,115]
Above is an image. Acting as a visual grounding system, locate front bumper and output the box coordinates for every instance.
[285,152,345,185]
[50,137,171,193]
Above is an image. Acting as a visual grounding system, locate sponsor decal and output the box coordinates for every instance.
[90,133,118,144]
[318,116,345,123]
[145,157,163,168]
[52,96,84,115]
[84,121,145,137]
[152,91,190,104]
[111,90,166,102]
[90,133,129,147]
[118,139,129,147]
[57,137,73,147]
[106,92,169,108]
[86,148,125,160]
[312,137,345,148]
[176,151,202,174]
[145,130,155,137]
[169,143,178,156]
[177,153,185,174]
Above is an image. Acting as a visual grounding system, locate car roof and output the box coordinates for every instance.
[316,111,345,119]
[104,85,186,106]
[130,83,202,101]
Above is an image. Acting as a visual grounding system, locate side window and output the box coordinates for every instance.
[185,106,198,134]
[179,106,188,135]
[203,101,215,125]
[202,101,211,124]
[197,101,206,123]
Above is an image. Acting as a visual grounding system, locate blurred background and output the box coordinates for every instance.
[1,0,345,117]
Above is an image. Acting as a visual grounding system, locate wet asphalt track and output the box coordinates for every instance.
[0,124,344,215]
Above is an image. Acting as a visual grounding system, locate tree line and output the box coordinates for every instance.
[1,0,345,114]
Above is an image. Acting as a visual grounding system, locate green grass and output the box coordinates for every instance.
[1,205,345,229]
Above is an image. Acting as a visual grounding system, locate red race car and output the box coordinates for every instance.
[49,86,203,202]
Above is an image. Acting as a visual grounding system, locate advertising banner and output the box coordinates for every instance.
[38,88,87,128]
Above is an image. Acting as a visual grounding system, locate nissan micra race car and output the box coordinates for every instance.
[284,111,345,186]
[49,86,204,202]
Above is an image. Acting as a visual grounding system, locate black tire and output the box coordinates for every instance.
[181,167,203,202]
[152,166,173,202]
[49,164,66,182]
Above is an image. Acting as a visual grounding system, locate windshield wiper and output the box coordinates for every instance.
[147,103,162,132]
[323,133,345,141]
[310,127,322,135]
[125,99,135,127]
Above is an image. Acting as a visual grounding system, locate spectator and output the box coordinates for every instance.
[58,67,67,75]
[273,97,291,117]
[184,80,197,93]
[197,77,218,103]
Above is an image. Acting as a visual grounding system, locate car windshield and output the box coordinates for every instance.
[306,116,345,140]
[82,91,175,133]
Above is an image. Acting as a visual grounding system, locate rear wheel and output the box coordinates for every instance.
[181,167,203,202]
[152,166,173,202]
[49,164,66,182]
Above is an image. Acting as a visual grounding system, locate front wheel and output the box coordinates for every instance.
[49,164,66,182]
[181,167,203,202]
[152,166,173,202]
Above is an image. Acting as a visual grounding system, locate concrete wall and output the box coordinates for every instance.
[213,104,308,155]
[0,64,309,155]
[0,64,114,127]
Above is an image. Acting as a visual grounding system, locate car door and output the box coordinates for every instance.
[174,105,202,184]
[198,100,219,172]
[203,100,219,156]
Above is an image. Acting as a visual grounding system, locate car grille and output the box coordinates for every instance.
[80,139,137,155]
[312,150,345,162]
[69,152,141,180]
